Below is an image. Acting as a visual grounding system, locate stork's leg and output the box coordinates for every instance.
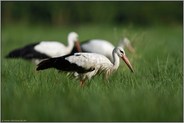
[103,74,110,84]
[80,80,85,87]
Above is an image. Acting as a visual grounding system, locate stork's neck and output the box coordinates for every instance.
[112,51,120,70]
[67,39,74,51]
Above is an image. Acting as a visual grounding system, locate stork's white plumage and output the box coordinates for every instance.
[72,38,135,62]
[6,32,81,64]
[80,39,115,62]
[34,32,80,57]
[37,47,134,86]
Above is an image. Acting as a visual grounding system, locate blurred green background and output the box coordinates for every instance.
[2,1,182,26]
[2,1,183,122]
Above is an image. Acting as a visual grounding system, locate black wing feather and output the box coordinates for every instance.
[6,42,50,60]
[36,54,94,73]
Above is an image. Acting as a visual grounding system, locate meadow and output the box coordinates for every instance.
[1,24,183,121]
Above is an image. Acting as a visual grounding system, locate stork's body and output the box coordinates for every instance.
[72,38,135,62]
[37,47,134,86]
[6,32,81,64]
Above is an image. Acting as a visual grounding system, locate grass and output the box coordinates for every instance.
[1,23,183,121]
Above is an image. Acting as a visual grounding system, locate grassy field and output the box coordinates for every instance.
[1,24,183,121]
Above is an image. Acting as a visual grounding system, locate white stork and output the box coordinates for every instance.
[6,32,81,64]
[71,37,135,62]
[36,47,134,86]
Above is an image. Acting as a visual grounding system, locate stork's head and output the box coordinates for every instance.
[68,32,81,52]
[68,32,79,42]
[115,47,134,72]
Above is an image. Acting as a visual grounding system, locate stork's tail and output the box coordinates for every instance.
[36,58,55,71]
[5,49,22,58]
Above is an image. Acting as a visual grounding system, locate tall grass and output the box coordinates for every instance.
[2,24,183,121]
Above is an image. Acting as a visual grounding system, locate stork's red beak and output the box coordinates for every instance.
[121,54,134,72]
[75,41,82,52]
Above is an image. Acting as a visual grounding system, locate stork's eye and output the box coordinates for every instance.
[120,50,124,54]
